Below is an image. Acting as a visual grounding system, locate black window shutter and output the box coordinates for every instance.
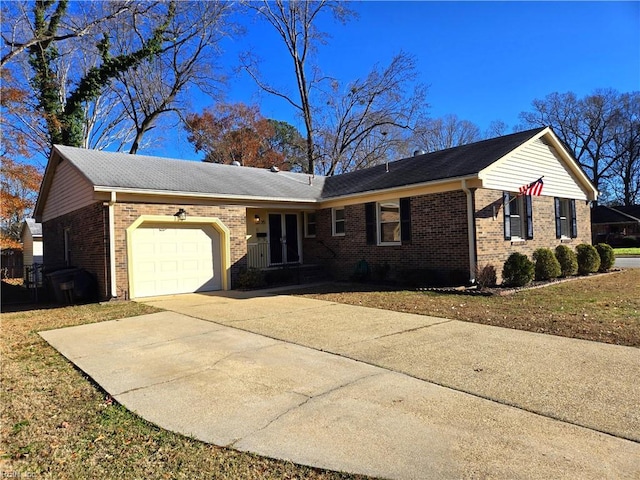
[525,194,534,239]
[365,202,376,245]
[570,199,578,238]
[503,192,511,240]
[554,197,562,239]
[400,197,411,243]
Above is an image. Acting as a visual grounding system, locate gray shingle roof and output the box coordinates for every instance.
[320,128,547,198]
[592,205,640,224]
[55,145,324,201]
[24,218,42,236]
[54,127,547,202]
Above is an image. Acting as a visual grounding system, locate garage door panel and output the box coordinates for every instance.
[160,261,178,273]
[131,225,222,298]
[137,262,157,274]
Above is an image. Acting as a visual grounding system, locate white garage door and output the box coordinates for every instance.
[131,224,221,298]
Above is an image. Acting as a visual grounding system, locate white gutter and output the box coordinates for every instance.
[321,174,479,204]
[461,180,477,283]
[93,186,321,204]
[108,191,117,298]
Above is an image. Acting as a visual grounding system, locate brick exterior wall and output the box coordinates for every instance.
[112,203,247,299]
[43,201,247,301]
[42,202,110,298]
[303,191,471,284]
[42,188,593,297]
[474,188,593,282]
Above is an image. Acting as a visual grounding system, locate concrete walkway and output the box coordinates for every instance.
[40,291,640,479]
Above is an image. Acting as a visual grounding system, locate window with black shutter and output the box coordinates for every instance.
[400,197,411,243]
[555,198,577,239]
[504,192,531,240]
[365,203,376,245]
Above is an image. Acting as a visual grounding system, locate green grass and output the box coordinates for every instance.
[296,269,640,347]
[614,247,640,255]
[1,302,369,479]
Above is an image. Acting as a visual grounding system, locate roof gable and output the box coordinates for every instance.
[479,127,597,201]
[320,128,547,198]
[47,145,325,202]
[21,218,42,239]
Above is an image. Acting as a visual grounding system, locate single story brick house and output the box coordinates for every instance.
[34,126,597,300]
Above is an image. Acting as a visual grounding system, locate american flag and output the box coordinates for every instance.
[519,177,544,196]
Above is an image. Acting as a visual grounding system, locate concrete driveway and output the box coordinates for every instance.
[41,291,640,479]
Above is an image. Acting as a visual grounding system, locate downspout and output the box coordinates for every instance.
[108,191,117,298]
[461,180,477,283]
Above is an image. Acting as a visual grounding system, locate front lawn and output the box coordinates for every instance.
[1,302,366,479]
[614,247,640,256]
[296,269,640,347]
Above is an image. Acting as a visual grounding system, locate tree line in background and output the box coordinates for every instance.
[1,1,639,246]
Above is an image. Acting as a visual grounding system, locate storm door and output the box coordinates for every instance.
[268,213,300,265]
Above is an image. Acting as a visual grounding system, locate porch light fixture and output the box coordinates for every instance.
[175,208,187,221]
[254,214,261,224]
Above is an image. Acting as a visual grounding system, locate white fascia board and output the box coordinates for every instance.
[318,174,480,205]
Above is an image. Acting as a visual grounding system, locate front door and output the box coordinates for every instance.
[268,213,300,265]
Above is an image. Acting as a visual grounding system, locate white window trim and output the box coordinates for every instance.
[558,198,571,239]
[377,200,401,246]
[510,194,526,240]
[304,211,317,238]
[332,207,345,237]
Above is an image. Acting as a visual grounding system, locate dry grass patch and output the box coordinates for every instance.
[296,269,640,347]
[1,302,368,479]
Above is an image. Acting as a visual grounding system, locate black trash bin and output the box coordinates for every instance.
[46,268,97,304]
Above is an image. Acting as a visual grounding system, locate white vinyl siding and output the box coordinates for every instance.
[22,233,34,267]
[42,160,95,222]
[481,138,588,200]
[21,234,43,267]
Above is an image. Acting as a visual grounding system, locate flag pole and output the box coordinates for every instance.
[507,176,544,205]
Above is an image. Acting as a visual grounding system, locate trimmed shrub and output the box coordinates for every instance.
[533,248,561,280]
[576,244,601,275]
[502,253,535,287]
[595,243,615,272]
[555,245,578,277]
[237,268,266,289]
[475,264,497,289]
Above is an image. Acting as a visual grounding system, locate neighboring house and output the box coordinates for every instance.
[21,218,43,269]
[591,205,640,245]
[34,126,598,300]
[21,218,44,285]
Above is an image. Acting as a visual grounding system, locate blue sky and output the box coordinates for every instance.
[164,1,640,159]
